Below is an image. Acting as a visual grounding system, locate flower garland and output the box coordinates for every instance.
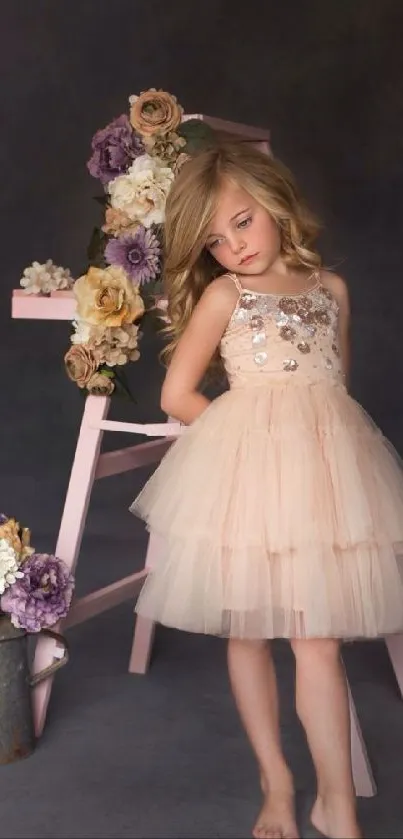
[19,88,218,399]
[0,514,74,633]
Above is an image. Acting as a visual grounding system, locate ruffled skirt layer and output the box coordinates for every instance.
[130,381,403,639]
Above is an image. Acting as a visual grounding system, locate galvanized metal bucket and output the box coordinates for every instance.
[0,615,69,763]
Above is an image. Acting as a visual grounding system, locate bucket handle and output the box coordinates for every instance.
[29,628,69,687]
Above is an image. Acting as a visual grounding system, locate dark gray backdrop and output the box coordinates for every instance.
[3,1,403,482]
[1,2,403,837]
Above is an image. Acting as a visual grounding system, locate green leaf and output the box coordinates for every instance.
[113,367,137,404]
[93,195,110,206]
[87,226,108,267]
[177,119,217,154]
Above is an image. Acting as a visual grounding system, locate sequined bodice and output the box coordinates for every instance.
[220,275,343,387]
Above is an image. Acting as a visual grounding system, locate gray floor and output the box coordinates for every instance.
[0,471,402,838]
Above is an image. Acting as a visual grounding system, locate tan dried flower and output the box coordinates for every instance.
[20,259,74,295]
[0,518,34,561]
[0,519,23,556]
[89,323,141,367]
[129,89,183,136]
[102,207,139,238]
[74,265,145,328]
[143,131,186,166]
[64,344,99,388]
[20,527,34,560]
[86,372,115,396]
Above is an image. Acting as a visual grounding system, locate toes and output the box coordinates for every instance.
[253,825,282,839]
[254,828,298,839]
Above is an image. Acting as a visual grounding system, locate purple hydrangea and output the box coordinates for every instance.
[1,553,74,633]
[87,114,144,185]
[104,225,161,285]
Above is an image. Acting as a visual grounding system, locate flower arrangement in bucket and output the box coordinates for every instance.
[0,514,74,632]
[0,513,73,763]
[19,89,219,399]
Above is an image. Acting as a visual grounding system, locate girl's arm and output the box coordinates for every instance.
[161,278,237,424]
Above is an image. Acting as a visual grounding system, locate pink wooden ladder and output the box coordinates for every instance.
[11,112,396,798]
[33,392,180,732]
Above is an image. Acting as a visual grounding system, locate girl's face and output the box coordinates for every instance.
[205,179,281,276]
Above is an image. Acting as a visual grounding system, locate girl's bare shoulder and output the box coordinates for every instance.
[199,273,240,312]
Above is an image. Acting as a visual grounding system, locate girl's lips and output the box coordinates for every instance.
[240,252,258,265]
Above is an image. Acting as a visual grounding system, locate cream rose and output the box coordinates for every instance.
[108,154,175,228]
[129,89,183,136]
[74,265,145,328]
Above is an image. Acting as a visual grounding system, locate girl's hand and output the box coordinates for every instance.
[161,276,238,424]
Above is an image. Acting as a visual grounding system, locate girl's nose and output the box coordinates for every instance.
[229,237,246,255]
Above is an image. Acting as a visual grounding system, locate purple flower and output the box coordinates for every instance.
[87,115,144,185]
[0,514,9,525]
[104,226,161,285]
[1,553,74,633]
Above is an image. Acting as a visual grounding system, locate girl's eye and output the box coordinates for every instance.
[207,216,252,249]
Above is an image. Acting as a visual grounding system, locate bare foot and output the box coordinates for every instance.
[311,794,362,839]
[253,789,299,839]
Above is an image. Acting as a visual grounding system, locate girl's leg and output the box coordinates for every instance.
[290,638,362,839]
[227,638,299,838]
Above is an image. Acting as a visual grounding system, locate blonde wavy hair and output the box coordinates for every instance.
[160,141,321,376]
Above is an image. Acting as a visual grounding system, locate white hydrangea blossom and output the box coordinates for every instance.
[108,153,174,228]
[20,260,74,295]
[70,318,92,345]
[0,538,23,595]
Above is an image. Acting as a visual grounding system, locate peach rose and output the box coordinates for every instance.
[74,265,145,328]
[86,372,115,396]
[102,207,138,237]
[64,344,99,388]
[130,89,183,137]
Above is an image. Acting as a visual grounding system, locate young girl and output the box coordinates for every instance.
[130,142,403,839]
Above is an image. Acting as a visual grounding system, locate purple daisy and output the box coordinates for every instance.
[87,114,144,185]
[104,226,161,285]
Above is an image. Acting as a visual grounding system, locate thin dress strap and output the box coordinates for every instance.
[226,272,244,295]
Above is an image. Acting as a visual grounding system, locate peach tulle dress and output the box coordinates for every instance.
[130,270,403,640]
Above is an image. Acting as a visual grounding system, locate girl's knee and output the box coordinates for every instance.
[290,637,341,663]
[228,637,270,653]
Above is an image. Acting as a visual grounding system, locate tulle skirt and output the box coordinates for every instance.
[130,380,403,639]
